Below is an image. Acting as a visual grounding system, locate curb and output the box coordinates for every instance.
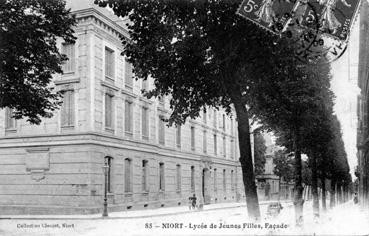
[0,201,293,221]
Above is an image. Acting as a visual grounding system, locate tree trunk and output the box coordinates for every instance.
[337,182,342,204]
[321,176,327,212]
[233,98,261,221]
[330,178,336,208]
[293,131,304,227]
[278,176,281,201]
[311,154,319,219]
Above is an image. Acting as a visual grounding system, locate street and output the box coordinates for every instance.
[0,200,367,236]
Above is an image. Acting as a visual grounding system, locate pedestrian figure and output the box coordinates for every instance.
[189,194,197,210]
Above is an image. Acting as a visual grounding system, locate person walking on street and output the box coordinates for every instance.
[189,194,197,210]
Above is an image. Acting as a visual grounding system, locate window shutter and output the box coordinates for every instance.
[142,107,148,138]
[125,101,132,133]
[61,92,67,126]
[105,49,109,76]
[69,91,74,126]
[70,45,75,72]
[125,159,131,192]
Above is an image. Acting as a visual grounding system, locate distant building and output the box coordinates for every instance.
[357,1,369,209]
[0,1,246,214]
[255,133,294,201]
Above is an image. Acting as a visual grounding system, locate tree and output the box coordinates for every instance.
[328,115,351,207]
[273,149,294,200]
[94,0,295,219]
[0,0,75,124]
[300,78,335,218]
[249,53,335,225]
[273,150,294,183]
[302,160,312,186]
[254,130,267,176]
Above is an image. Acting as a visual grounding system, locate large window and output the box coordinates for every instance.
[5,108,16,130]
[176,164,181,192]
[214,168,217,192]
[141,107,149,139]
[213,134,217,156]
[159,162,165,191]
[191,166,195,192]
[230,139,235,159]
[231,170,235,191]
[176,126,181,148]
[142,160,148,192]
[125,101,133,134]
[222,114,226,131]
[61,90,74,127]
[124,158,132,193]
[191,126,195,150]
[125,59,133,90]
[105,94,113,129]
[223,169,226,192]
[105,47,115,82]
[230,118,234,135]
[213,109,217,128]
[203,130,207,153]
[61,43,75,73]
[223,136,226,158]
[158,115,165,145]
[203,110,207,124]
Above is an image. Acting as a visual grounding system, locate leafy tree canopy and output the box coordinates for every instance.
[254,130,267,176]
[0,0,75,124]
[273,149,294,183]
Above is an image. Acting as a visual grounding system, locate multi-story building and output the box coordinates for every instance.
[0,1,246,214]
[357,1,369,209]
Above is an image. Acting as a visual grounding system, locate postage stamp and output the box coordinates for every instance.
[236,0,296,34]
[295,0,361,41]
[237,0,361,41]
[237,0,361,63]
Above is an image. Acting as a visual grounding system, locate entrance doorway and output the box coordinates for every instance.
[202,168,210,204]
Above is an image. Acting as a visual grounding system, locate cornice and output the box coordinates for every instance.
[0,132,240,166]
[73,8,130,40]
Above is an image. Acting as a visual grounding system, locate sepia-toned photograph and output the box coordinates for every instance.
[0,0,368,235]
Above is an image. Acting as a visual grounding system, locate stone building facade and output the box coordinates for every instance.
[357,1,369,209]
[0,1,246,214]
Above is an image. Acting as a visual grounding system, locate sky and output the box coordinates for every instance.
[331,15,361,178]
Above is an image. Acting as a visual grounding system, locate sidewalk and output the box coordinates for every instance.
[0,199,292,220]
[286,200,369,235]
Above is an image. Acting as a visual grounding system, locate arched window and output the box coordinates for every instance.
[124,158,132,193]
[159,162,165,191]
[142,160,148,192]
[104,156,113,193]
[191,166,195,192]
[176,164,181,192]
[223,169,226,193]
[214,168,217,192]
[231,170,234,191]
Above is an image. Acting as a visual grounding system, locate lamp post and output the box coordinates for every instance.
[102,161,109,217]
